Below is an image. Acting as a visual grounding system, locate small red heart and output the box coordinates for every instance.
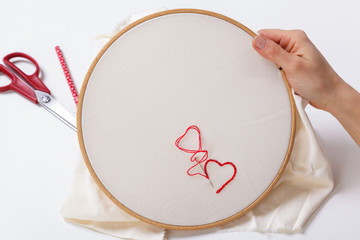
[176,125,209,178]
[204,159,237,194]
[175,125,202,154]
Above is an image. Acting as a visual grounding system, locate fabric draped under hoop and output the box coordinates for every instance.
[61,9,334,238]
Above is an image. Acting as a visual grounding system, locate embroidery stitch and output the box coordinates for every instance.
[175,125,208,178]
[175,125,237,193]
[204,160,237,194]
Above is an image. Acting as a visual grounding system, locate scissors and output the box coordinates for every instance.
[0,52,77,131]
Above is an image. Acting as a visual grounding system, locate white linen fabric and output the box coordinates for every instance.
[82,11,293,226]
[219,94,334,233]
[60,11,334,239]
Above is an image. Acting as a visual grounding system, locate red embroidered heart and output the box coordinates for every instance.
[175,125,238,193]
[204,159,237,194]
[175,125,208,178]
[175,125,202,154]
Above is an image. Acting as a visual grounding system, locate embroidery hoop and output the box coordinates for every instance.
[77,9,296,230]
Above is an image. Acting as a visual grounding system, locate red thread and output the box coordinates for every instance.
[175,125,237,193]
[55,46,78,105]
[175,125,208,178]
[204,160,237,194]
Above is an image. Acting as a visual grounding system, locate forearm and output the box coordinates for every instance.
[252,29,360,146]
[326,79,360,146]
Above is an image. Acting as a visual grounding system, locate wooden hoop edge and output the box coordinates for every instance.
[77,8,296,231]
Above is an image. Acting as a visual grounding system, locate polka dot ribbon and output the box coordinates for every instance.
[55,46,78,105]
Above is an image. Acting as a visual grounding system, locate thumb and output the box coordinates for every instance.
[252,35,294,69]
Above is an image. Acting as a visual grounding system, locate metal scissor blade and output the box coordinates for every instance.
[35,90,77,132]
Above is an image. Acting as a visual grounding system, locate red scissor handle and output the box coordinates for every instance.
[0,64,37,103]
[3,52,50,94]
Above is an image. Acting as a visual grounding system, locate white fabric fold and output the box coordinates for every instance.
[61,156,165,239]
[60,11,334,239]
[219,95,334,233]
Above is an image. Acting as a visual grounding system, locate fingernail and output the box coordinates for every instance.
[254,35,267,49]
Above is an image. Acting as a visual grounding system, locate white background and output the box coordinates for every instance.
[0,0,359,239]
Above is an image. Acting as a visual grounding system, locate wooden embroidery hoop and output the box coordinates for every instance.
[77,8,296,230]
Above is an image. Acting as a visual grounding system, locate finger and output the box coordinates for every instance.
[259,29,312,53]
[258,29,296,52]
[252,35,296,69]
[257,29,290,44]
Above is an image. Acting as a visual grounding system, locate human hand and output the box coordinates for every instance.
[252,29,360,146]
[252,29,343,111]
